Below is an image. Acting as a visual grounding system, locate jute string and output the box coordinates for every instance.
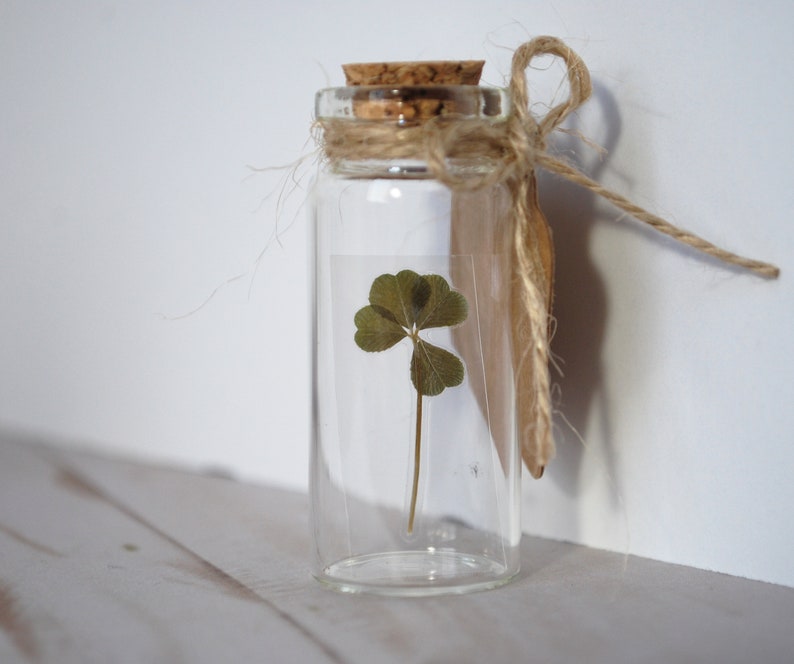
[316,36,780,477]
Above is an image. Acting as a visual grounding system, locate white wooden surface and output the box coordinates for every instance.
[2,431,793,664]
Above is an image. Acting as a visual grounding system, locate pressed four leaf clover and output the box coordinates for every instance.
[354,269,469,533]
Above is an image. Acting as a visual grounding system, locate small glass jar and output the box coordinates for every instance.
[310,83,521,595]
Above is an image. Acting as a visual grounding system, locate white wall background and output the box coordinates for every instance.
[2,1,792,587]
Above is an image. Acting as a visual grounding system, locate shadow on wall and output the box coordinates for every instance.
[534,80,636,520]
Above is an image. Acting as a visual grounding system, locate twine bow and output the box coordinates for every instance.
[317,36,780,479]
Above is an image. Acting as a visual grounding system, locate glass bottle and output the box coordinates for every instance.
[310,71,520,596]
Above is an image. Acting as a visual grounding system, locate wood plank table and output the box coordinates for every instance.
[1,431,793,663]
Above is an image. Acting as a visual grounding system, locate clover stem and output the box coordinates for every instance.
[407,362,423,535]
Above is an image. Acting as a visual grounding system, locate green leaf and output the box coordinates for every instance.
[415,274,469,330]
[355,271,467,392]
[354,305,408,352]
[368,270,430,329]
[410,339,465,396]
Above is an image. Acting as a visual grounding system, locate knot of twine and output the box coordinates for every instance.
[316,36,779,477]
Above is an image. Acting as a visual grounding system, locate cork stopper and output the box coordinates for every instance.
[340,60,485,122]
[342,60,484,86]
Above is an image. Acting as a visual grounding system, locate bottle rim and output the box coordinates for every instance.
[315,85,510,123]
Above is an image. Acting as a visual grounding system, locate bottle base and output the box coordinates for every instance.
[315,550,518,597]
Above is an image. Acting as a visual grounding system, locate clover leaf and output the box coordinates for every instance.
[353,269,468,533]
[354,269,467,397]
